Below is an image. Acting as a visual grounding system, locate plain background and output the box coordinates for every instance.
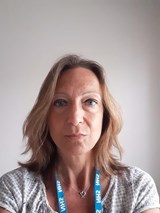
[0,0,160,193]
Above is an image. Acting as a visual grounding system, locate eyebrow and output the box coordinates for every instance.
[54,91,101,96]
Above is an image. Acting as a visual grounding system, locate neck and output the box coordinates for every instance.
[55,151,95,191]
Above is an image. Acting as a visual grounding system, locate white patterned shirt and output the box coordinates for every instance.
[0,167,159,213]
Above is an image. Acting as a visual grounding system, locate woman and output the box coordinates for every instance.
[0,54,159,213]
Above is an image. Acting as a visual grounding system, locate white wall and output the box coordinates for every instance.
[0,0,159,192]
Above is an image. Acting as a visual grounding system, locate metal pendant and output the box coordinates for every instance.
[79,191,86,198]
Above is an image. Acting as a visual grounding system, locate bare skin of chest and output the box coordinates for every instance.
[46,176,109,213]
[47,187,94,213]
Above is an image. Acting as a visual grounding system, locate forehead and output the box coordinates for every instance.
[55,67,102,95]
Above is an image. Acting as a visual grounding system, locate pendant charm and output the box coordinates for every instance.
[79,191,86,198]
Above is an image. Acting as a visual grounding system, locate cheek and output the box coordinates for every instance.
[48,111,68,141]
[48,114,61,136]
[91,112,103,134]
[49,120,62,134]
[48,111,64,127]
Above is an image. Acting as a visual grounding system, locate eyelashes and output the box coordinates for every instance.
[52,98,99,108]
[53,99,68,107]
[84,99,98,106]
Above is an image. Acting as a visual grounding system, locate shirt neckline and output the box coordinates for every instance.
[39,173,115,212]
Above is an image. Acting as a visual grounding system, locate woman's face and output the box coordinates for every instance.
[48,67,103,157]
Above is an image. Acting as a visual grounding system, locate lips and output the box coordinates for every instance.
[66,133,86,136]
[64,133,87,140]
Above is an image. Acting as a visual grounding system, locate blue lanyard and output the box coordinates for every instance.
[55,169,102,213]
[94,169,102,213]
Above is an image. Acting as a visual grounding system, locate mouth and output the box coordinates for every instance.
[65,134,87,140]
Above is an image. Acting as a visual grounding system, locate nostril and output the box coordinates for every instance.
[67,119,83,127]
[67,105,84,126]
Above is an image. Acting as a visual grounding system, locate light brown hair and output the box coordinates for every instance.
[19,54,125,175]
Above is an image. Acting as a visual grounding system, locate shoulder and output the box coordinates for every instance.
[1,167,29,179]
[0,167,39,186]
[0,167,24,188]
[114,166,158,192]
[0,167,45,212]
[0,167,42,197]
[119,166,153,181]
[109,166,159,211]
[103,167,160,212]
[120,166,156,187]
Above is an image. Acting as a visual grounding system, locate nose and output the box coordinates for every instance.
[67,102,84,126]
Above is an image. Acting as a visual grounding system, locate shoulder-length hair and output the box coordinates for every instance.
[19,54,125,176]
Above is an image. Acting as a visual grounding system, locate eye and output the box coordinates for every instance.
[53,99,68,107]
[85,99,98,106]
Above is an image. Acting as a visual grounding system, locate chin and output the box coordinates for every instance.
[66,146,94,157]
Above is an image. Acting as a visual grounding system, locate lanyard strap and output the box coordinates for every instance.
[55,177,68,213]
[94,169,102,213]
[55,169,102,213]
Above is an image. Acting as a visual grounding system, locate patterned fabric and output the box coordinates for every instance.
[0,167,159,213]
